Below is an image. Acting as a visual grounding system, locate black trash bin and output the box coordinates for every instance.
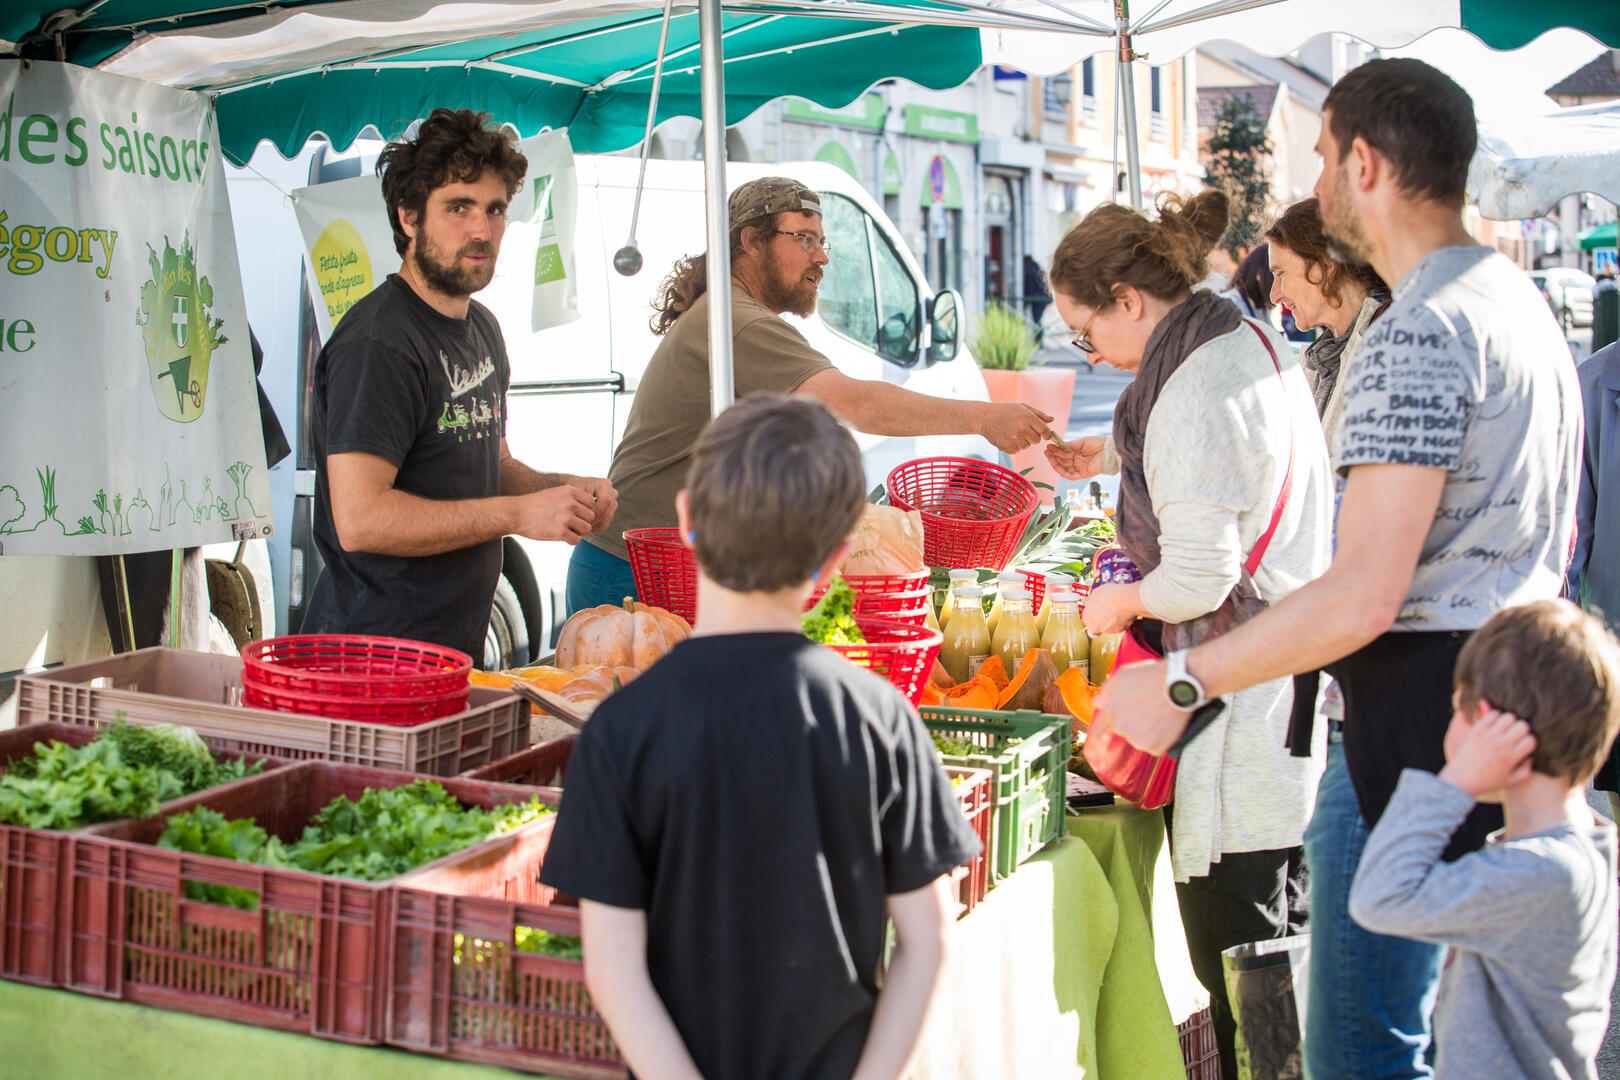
[1221,935,1311,1080]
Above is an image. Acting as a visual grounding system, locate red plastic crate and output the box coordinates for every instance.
[825,617,943,708]
[60,762,558,1045]
[0,723,284,990]
[460,737,576,787]
[943,766,992,916]
[242,635,471,725]
[1179,1004,1220,1080]
[622,528,697,625]
[886,457,1038,571]
[14,648,526,776]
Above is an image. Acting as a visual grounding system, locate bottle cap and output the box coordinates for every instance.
[1043,571,1075,585]
[951,585,984,598]
[948,568,977,581]
[997,570,1023,584]
[1002,588,1032,601]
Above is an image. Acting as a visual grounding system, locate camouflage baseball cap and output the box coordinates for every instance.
[728,177,821,225]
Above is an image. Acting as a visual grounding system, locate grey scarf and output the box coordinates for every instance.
[1301,292,1390,417]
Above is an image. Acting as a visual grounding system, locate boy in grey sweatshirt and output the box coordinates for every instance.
[1350,599,1620,1079]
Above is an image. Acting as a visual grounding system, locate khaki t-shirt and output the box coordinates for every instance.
[585,283,834,560]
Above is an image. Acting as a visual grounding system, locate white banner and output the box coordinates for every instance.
[0,61,272,557]
[292,129,579,340]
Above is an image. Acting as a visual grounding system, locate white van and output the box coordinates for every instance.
[245,150,996,668]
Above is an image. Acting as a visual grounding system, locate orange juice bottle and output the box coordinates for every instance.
[984,570,1022,636]
[937,569,977,628]
[1039,588,1090,680]
[1033,572,1076,635]
[991,588,1039,677]
[939,586,990,685]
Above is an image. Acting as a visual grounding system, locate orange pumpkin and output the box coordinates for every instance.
[556,597,692,671]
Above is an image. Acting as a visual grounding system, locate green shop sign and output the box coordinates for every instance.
[903,104,978,143]
[784,94,886,131]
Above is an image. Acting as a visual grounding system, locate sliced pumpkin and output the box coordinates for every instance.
[1053,666,1098,724]
[942,678,998,711]
[919,683,949,708]
[997,648,1059,711]
[976,654,1010,691]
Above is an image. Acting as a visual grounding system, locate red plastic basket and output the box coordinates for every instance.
[1179,1004,1220,1080]
[886,458,1039,571]
[824,617,943,707]
[943,765,992,916]
[622,528,698,625]
[805,572,934,627]
[241,635,471,726]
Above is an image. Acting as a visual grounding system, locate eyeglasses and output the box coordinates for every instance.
[773,230,831,255]
[1072,307,1103,353]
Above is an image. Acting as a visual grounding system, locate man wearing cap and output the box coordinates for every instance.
[565,176,1054,614]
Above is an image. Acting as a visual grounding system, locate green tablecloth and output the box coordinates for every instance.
[912,806,1202,1079]
[0,807,1200,1079]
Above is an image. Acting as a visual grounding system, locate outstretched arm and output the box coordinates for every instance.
[326,449,598,556]
[796,368,1053,455]
[498,439,618,531]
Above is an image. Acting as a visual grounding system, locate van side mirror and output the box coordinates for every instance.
[926,289,962,365]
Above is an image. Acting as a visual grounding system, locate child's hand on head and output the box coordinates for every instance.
[1439,702,1537,799]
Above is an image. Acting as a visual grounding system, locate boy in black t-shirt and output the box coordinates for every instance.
[540,394,977,1080]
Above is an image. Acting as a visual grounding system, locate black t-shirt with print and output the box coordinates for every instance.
[540,633,980,1080]
[303,275,509,660]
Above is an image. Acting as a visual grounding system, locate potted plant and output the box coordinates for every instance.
[971,303,1076,501]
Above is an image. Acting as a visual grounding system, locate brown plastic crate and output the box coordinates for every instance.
[387,818,624,1078]
[0,722,284,989]
[460,735,575,786]
[1179,1004,1220,1080]
[943,765,992,916]
[14,648,526,776]
[60,761,558,1045]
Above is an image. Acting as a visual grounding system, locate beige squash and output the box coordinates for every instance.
[555,597,692,671]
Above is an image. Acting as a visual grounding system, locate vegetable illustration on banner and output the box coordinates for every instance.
[0,60,270,556]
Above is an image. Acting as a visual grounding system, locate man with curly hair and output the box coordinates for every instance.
[304,108,615,661]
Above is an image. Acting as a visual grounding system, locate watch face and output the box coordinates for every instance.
[1168,679,1200,708]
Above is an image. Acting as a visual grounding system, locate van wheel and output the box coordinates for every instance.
[483,576,530,671]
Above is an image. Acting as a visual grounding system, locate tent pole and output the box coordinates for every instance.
[1114,0,1143,211]
[699,0,735,418]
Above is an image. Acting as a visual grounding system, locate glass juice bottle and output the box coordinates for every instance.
[984,570,1023,636]
[1034,572,1076,635]
[939,586,990,684]
[1089,631,1123,683]
[991,588,1039,677]
[937,568,977,627]
[1039,589,1091,680]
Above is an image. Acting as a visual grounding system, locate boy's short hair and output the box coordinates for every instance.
[1454,600,1620,785]
[685,394,865,593]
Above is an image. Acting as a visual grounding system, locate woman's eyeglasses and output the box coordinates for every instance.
[773,230,831,255]
[1072,308,1102,353]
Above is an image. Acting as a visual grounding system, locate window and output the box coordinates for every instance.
[1043,73,1073,116]
[816,193,921,364]
[1149,66,1165,137]
[1080,58,1097,118]
[817,194,877,347]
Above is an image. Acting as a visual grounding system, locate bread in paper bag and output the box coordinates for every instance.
[841,505,926,575]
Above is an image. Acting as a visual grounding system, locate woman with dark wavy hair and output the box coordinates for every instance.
[1266,197,1390,454]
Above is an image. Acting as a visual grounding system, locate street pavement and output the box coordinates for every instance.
[1041,323,1620,1078]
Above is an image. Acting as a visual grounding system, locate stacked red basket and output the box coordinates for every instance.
[240,634,472,726]
[623,527,698,624]
[806,570,932,626]
[824,617,943,707]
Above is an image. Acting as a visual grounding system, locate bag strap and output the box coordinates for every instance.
[1243,319,1294,578]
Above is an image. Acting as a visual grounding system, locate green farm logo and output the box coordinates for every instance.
[137,234,226,423]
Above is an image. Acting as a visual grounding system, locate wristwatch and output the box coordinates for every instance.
[1164,649,1208,711]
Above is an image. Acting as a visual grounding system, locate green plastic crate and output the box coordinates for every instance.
[920,706,1068,882]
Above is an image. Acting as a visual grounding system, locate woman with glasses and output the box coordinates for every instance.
[1045,190,1333,1080]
